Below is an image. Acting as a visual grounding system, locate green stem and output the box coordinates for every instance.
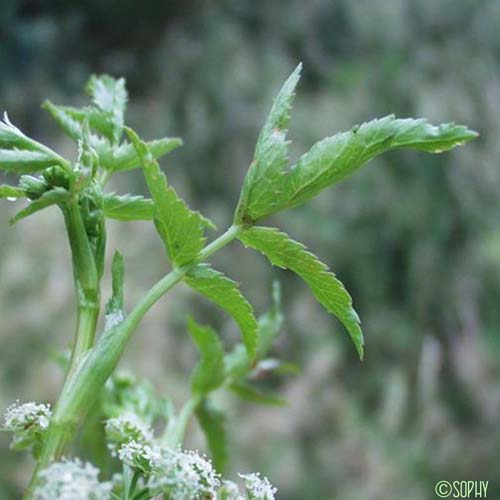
[99,169,112,188]
[23,201,101,499]
[25,225,241,498]
[63,199,100,374]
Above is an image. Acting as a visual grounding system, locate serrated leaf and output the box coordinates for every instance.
[42,100,84,141]
[239,226,364,359]
[236,71,477,223]
[229,381,286,406]
[9,187,69,224]
[106,137,183,172]
[188,317,225,395]
[126,127,207,266]
[64,105,116,142]
[102,193,155,221]
[279,116,478,211]
[185,264,259,358]
[0,185,24,199]
[235,64,302,224]
[43,101,113,160]
[0,149,58,174]
[256,281,284,359]
[195,399,228,472]
[86,74,128,143]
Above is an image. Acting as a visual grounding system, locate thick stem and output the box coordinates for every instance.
[25,225,241,498]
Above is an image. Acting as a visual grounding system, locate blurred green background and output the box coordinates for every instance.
[1,1,499,499]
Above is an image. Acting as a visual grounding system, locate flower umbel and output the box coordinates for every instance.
[33,458,112,500]
[117,440,161,474]
[239,473,277,500]
[147,447,221,500]
[3,401,51,452]
[105,412,153,456]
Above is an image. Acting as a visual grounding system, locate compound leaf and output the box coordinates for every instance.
[126,127,206,266]
[188,317,225,395]
[185,264,259,358]
[102,193,155,221]
[236,66,477,223]
[239,226,364,359]
[195,399,228,472]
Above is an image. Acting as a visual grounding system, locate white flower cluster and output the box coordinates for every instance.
[239,473,278,500]
[3,401,51,449]
[33,458,112,500]
[105,413,153,456]
[118,444,220,500]
[117,440,161,473]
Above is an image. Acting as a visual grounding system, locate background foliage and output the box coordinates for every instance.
[1,1,499,499]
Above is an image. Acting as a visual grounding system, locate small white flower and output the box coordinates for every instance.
[239,472,277,500]
[33,458,112,500]
[3,401,51,450]
[4,400,51,431]
[117,440,161,473]
[150,447,221,500]
[105,412,153,455]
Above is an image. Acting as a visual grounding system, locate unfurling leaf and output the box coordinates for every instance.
[235,63,301,224]
[195,399,228,472]
[239,226,364,359]
[185,264,259,358]
[9,187,69,225]
[188,317,225,395]
[126,127,207,266]
[102,193,155,221]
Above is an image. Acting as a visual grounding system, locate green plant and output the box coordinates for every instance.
[0,65,476,499]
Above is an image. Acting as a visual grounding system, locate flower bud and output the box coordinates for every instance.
[19,175,50,200]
